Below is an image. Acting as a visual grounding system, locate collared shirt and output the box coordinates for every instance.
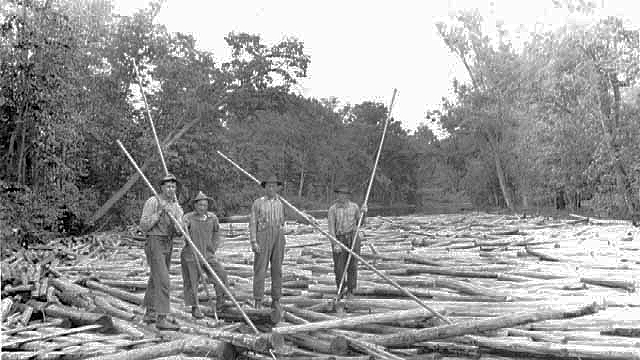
[139,195,183,236]
[183,211,221,259]
[249,195,285,242]
[328,201,362,236]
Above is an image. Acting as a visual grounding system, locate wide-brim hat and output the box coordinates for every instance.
[334,185,351,194]
[159,173,178,186]
[260,174,283,188]
[191,191,214,204]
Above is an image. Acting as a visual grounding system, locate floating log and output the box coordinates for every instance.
[2,324,104,350]
[362,303,599,347]
[1,298,14,322]
[0,319,65,336]
[83,280,144,305]
[580,277,636,292]
[282,307,403,360]
[85,336,238,360]
[28,301,114,333]
[471,335,640,360]
[275,307,441,334]
[526,247,563,262]
[285,333,348,355]
[413,341,480,358]
[600,327,640,337]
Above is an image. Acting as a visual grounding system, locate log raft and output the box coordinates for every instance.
[2,213,639,360]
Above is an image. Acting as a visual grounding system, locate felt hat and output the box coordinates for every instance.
[191,191,214,204]
[159,173,178,186]
[260,174,283,188]
[334,185,352,194]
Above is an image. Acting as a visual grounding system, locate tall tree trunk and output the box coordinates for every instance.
[298,163,305,197]
[494,152,513,211]
[7,126,17,172]
[597,75,640,217]
[17,122,27,184]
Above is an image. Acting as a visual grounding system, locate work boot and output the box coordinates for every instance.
[191,306,204,319]
[254,298,265,309]
[344,290,355,300]
[156,315,179,331]
[143,310,156,323]
[270,299,282,324]
[215,297,228,313]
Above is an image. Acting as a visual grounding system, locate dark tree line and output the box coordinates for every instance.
[2,0,639,239]
[0,0,419,237]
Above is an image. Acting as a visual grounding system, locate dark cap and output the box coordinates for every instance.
[260,174,283,188]
[159,173,178,186]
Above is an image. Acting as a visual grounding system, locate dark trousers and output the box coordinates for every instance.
[253,226,285,301]
[143,235,173,315]
[332,231,361,293]
[181,249,228,307]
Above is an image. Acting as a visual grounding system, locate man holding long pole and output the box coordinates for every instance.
[139,173,182,330]
[327,185,367,299]
[335,88,397,300]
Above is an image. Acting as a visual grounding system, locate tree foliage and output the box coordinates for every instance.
[425,2,640,219]
[0,0,418,237]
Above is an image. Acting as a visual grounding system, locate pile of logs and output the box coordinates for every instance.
[1,213,639,360]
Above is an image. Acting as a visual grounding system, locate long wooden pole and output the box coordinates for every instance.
[116,140,258,334]
[274,307,437,334]
[337,88,397,298]
[216,150,452,324]
[132,59,168,175]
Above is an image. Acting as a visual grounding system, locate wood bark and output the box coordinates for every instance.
[28,301,114,333]
[2,324,104,350]
[83,280,144,305]
[285,333,348,355]
[84,337,237,360]
[283,305,404,360]
[1,298,13,322]
[471,335,640,360]
[275,307,440,334]
[362,303,598,347]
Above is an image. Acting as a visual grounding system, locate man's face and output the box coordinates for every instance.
[194,199,208,214]
[337,192,349,202]
[161,181,177,199]
[265,183,279,197]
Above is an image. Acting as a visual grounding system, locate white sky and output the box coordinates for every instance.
[113,0,640,132]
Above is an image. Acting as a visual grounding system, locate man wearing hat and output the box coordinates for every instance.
[327,185,367,298]
[181,191,229,318]
[139,173,183,330]
[249,174,286,316]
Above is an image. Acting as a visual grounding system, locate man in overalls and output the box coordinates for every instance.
[327,185,367,299]
[249,175,286,321]
[139,173,182,330]
[181,191,229,318]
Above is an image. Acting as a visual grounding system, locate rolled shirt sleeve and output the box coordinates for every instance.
[140,197,161,232]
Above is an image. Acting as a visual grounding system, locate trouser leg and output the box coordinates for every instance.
[143,242,155,312]
[181,249,200,307]
[270,228,285,301]
[144,236,173,315]
[253,232,271,301]
[345,231,361,292]
[332,234,349,291]
[206,257,228,302]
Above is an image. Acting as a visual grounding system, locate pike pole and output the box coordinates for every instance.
[336,88,397,299]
